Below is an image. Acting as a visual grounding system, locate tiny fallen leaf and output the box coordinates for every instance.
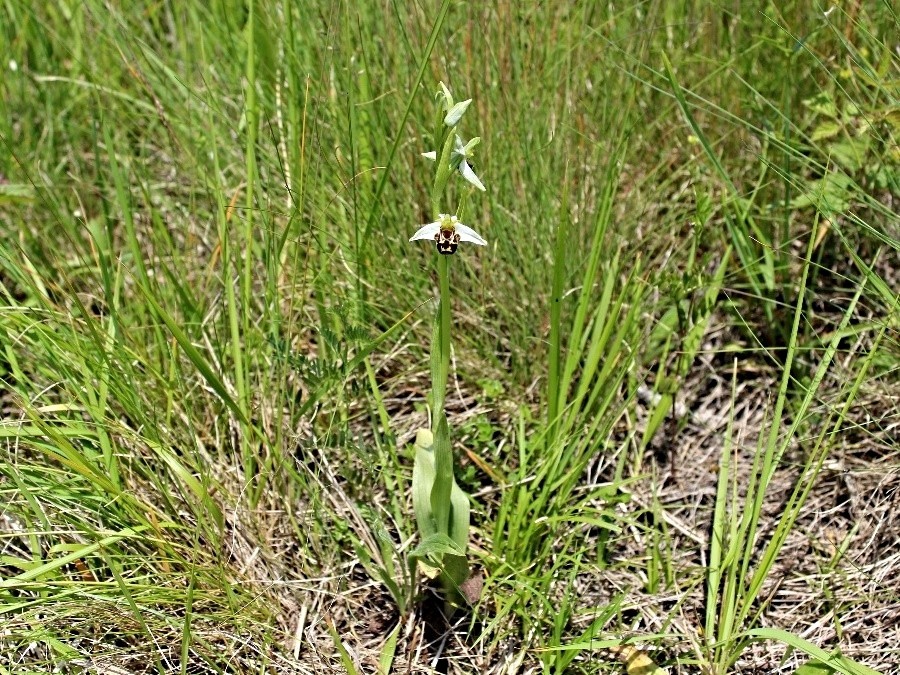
[459,568,484,605]
[417,559,441,580]
[609,644,667,675]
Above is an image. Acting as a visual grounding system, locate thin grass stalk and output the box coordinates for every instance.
[557,141,624,433]
[716,409,768,667]
[343,2,365,322]
[361,0,452,247]
[705,359,736,646]
[547,165,568,444]
[179,559,198,675]
[736,263,866,633]
[240,0,257,484]
[738,221,817,586]
[202,27,246,468]
[662,52,774,314]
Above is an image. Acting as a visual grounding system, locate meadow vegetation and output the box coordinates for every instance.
[1,1,898,673]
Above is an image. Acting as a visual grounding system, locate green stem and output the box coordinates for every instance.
[436,255,451,425]
[431,131,457,216]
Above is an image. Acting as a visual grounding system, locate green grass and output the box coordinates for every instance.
[1,1,898,673]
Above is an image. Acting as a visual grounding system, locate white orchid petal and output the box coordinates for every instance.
[421,151,437,161]
[449,136,467,166]
[409,221,442,242]
[459,160,486,191]
[463,136,481,154]
[455,223,487,246]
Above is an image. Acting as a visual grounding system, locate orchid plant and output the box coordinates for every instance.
[408,82,486,609]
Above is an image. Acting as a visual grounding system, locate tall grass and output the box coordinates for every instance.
[1,1,897,672]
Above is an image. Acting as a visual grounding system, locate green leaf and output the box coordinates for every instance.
[430,416,452,537]
[411,425,471,591]
[448,477,470,552]
[884,107,900,132]
[377,621,401,675]
[325,618,360,675]
[445,481,471,589]
[0,183,35,204]
[804,93,837,118]
[409,532,465,561]
[830,138,869,173]
[0,527,148,589]
[791,173,853,212]
[147,439,223,532]
[412,429,438,540]
[811,121,842,141]
[745,628,883,675]
[795,661,837,675]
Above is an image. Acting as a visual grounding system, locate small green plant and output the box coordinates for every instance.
[701,224,883,675]
[408,82,487,609]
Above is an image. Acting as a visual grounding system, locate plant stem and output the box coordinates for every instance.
[431,132,457,217]
[436,254,451,425]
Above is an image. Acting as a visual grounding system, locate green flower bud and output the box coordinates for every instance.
[444,99,472,127]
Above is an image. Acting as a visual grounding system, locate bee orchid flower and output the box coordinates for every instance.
[451,135,485,192]
[421,134,486,192]
[410,214,487,255]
